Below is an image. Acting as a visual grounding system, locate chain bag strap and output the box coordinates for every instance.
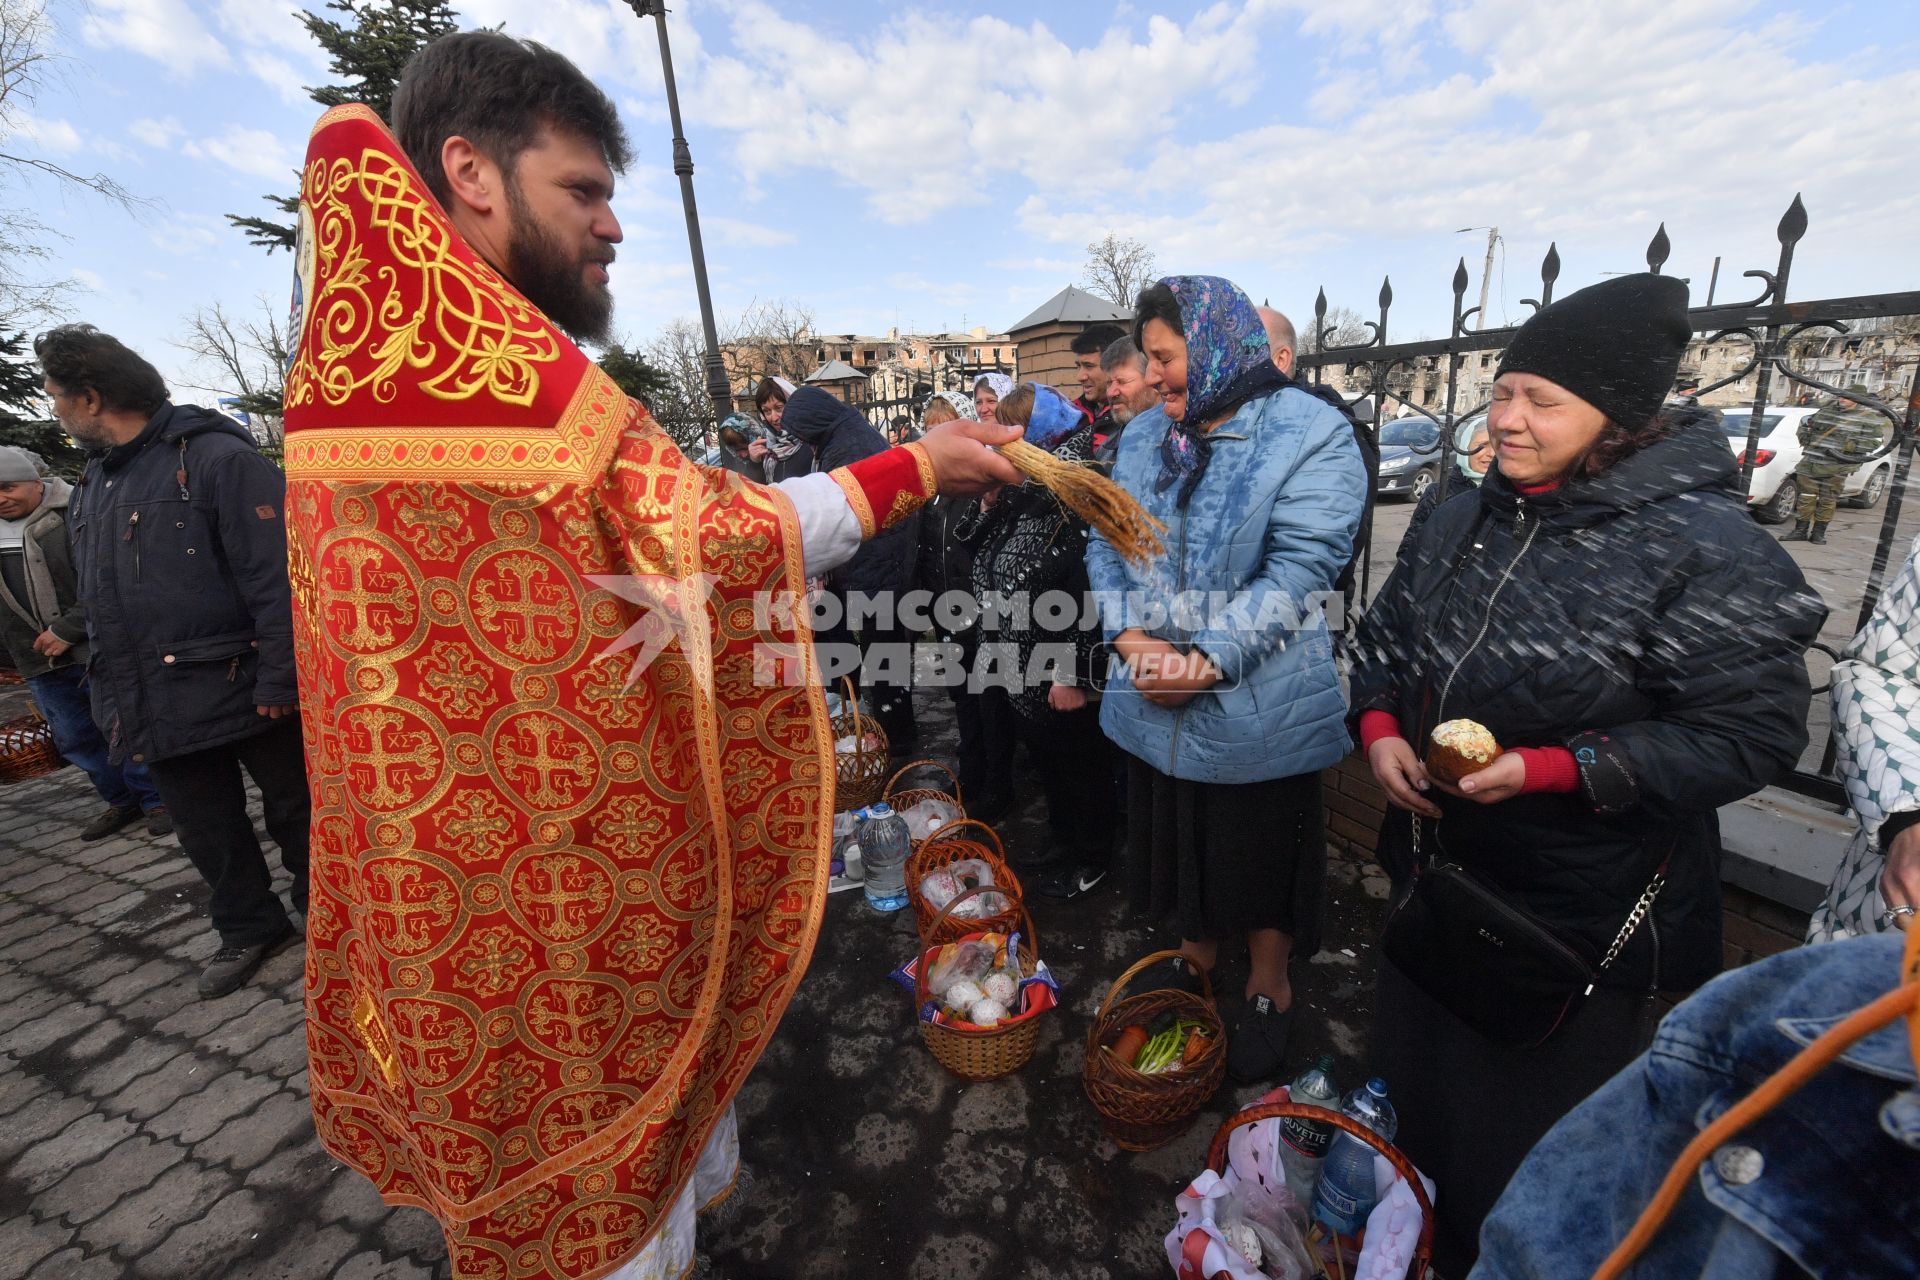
[1386,505,1671,1047]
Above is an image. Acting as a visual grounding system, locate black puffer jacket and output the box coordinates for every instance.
[69,405,296,764]
[782,388,919,599]
[1350,408,1826,991]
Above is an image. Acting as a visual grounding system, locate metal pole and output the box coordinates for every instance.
[1476,227,1498,330]
[629,1,731,427]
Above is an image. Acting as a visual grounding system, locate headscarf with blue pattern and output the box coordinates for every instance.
[1146,275,1286,508]
[1023,381,1089,451]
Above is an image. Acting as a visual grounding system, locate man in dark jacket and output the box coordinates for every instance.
[0,446,168,837]
[782,387,924,748]
[41,324,310,998]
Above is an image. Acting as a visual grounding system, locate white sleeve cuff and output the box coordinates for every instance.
[775,472,862,579]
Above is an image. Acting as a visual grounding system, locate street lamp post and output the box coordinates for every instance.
[1455,225,1499,330]
[626,1,732,427]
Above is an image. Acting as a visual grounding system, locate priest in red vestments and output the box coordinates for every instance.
[282,33,1018,1280]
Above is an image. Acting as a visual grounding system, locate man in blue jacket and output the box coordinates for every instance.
[41,324,310,999]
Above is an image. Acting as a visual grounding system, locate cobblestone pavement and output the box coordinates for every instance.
[0,691,1389,1279]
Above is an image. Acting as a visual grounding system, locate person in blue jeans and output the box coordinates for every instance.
[1471,931,1917,1279]
[0,446,168,838]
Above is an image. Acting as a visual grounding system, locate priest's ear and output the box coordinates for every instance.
[437,135,505,224]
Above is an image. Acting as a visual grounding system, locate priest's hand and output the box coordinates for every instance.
[918,418,1023,496]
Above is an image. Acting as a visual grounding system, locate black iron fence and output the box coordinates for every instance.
[1296,194,1920,804]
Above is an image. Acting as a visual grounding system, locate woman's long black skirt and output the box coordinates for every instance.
[1123,756,1326,952]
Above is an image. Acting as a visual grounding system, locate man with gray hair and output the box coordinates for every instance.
[0,444,168,838]
[1096,334,1157,463]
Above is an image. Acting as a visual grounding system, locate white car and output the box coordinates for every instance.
[1719,406,1892,523]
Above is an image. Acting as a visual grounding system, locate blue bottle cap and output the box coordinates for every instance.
[869,803,893,817]
[1367,1077,1389,1096]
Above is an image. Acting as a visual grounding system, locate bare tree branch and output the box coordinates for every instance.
[174,298,291,444]
[0,0,147,327]
[1081,234,1156,308]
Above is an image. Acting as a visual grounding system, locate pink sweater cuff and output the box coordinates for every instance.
[1513,746,1580,794]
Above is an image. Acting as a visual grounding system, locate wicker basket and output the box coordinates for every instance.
[1198,1101,1436,1280]
[915,885,1046,1081]
[882,758,965,839]
[906,818,1024,946]
[829,676,889,813]
[0,711,65,784]
[1082,950,1229,1151]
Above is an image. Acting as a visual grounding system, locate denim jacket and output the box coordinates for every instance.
[1472,934,1920,1280]
[1085,385,1365,784]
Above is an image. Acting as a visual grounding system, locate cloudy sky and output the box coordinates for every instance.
[13,0,1920,396]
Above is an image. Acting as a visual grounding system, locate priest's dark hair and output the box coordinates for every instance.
[392,31,632,207]
[34,324,167,415]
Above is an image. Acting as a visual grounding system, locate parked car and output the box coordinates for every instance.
[1374,415,1445,501]
[1717,405,1893,523]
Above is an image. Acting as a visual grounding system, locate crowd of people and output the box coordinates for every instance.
[5,26,1916,1280]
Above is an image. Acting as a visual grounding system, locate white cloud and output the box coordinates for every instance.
[149,213,230,257]
[14,114,83,153]
[182,127,300,181]
[678,2,1288,224]
[706,216,796,248]
[81,0,229,72]
[72,268,108,293]
[1012,0,1920,314]
[129,116,184,150]
[242,51,322,108]
[453,0,658,82]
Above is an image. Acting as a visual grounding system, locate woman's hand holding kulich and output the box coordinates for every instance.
[1428,751,1527,805]
[1367,736,1443,819]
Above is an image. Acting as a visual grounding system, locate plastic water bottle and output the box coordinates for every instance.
[1277,1055,1340,1206]
[859,804,911,911]
[1311,1078,1398,1238]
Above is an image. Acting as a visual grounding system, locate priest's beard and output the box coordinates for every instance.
[504,178,615,345]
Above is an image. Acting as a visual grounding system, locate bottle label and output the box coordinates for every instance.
[1313,1164,1371,1233]
[1280,1115,1334,1159]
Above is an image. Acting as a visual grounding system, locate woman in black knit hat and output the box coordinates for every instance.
[1347,274,1827,1275]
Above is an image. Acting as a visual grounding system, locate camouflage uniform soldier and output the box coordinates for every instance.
[1784,384,1887,544]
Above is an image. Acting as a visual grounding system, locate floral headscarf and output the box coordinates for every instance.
[1148,275,1285,508]
[1024,381,1088,451]
[973,372,1015,403]
[927,390,977,421]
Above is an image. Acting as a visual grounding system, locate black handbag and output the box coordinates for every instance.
[1381,817,1668,1049]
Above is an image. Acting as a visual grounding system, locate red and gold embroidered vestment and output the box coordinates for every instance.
[282,105,838,1279]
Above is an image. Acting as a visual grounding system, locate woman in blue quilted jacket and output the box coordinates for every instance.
[1086,275,1367,1082]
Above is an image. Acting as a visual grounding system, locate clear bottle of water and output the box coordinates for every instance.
[1310,1077,1398,1238]
[1277,1054,1340,1208]
[859,803,911,911]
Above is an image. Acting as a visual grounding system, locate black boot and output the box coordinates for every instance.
[1782,519,1812,542]
[1808,521,1829,545]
